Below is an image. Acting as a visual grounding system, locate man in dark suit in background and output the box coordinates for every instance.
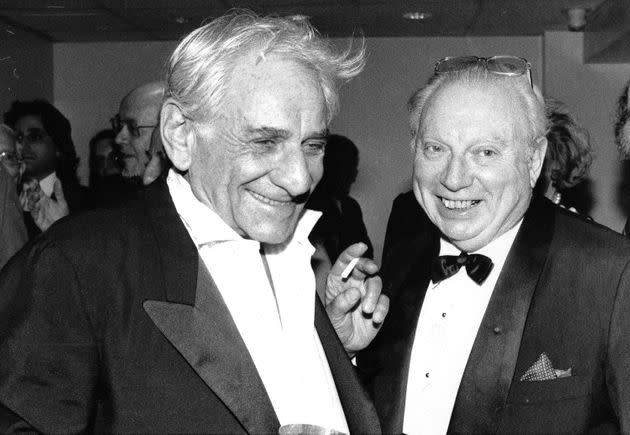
[0,11,387,433]
[358,56,630,434]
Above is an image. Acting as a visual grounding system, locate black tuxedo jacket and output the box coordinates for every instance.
[0,180,380,434]
[358,194,630,434]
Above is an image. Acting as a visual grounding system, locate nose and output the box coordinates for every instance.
[440,154,472,191]
[271,146,314,198]
[114,125,130,147]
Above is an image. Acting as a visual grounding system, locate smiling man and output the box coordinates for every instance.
[358,56,630,434]
[0,11,387,433]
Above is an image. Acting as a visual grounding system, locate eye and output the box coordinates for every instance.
[476,148,498,158]
[421,142,445,158]
[304,141,326,155]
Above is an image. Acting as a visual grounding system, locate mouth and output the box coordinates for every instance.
[249,190,293,207]
[440,197,481,210]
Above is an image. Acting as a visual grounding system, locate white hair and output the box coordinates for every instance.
[408,65,548,148]
[166,10,365,124]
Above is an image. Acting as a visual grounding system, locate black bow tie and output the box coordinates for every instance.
[431,252,494,285]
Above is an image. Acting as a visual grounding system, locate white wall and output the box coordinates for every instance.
[544,31,630,233]
[53,41,177,184]
[53,36,542,262]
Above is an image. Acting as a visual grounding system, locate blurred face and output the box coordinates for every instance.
[186,54,328,244]
[14,115,57,180]
[412,82,545,252]
[0,129,21,184]
[93,137,120,177]
[115,93,159,178]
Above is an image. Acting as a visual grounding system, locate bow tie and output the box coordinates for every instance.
[431,252,494,285]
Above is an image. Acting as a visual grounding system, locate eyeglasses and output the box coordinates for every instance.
[110,114,157,138]
[434,55,532,87]
[0,151,23,168]
[15,129,48,144]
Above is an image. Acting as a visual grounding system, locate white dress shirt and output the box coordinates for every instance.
[167,171,349,434]
[39,171,57,197]
[403,222,522,435]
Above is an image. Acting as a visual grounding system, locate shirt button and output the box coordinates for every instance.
[441,312,447,318]
[493,326,502,334]
[425,372,430,378]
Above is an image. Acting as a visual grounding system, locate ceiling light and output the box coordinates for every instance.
[288,14,310,22]
[403,12,432,21]
[173,16,189,24]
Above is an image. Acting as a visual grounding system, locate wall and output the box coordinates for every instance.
[544,31,630,233]
[53,41,177,184]
[53,36,542,262]
[0,32,53,109]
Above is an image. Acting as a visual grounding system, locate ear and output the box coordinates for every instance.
[528,136,548,188]
[161,99,195,171]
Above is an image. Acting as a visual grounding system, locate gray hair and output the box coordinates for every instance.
[408,65,547,148]
[0,124,15,142]
[166,10,365,124]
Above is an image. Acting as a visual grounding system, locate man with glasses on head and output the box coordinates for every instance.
[0,124,26,268]
[112,81,168,186]
[358,56,630,434]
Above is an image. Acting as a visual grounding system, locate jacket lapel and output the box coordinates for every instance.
[143,181,278,433]
[449,196,554,433]
[313,298,381,434]
[143,262,279,434]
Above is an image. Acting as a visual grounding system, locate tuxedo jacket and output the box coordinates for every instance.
[0,180,381,434]
[358,194,630,434]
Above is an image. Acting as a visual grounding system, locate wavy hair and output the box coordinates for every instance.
[166,10,365,125]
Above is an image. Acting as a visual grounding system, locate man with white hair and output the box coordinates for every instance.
[0,12,386,433]
[358,56,630,434]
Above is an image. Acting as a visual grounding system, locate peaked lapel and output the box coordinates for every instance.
[144,262,279,434]
[142,181,278,433]
[313,298,381,434]
[449,196,554,434]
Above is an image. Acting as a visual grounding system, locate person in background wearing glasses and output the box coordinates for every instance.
[357,56,630,434]
[112,81,169,186]
[0,11,387,433]
[0,124,27,269]
[3,100,87,236]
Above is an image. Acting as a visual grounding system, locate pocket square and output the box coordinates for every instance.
[520,352,572,381]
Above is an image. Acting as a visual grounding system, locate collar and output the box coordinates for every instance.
[39,171,57,197]
[439,220,523,263]
[166,169,321,251]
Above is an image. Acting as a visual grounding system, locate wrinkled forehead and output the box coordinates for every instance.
[421,80,529,141]
[120,92,161,122]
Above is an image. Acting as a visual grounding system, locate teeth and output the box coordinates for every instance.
[441,198,478,210]
[250,191,290,206]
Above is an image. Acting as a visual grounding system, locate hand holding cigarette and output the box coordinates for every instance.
[325,242,390,356]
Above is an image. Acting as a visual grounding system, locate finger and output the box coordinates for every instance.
[326,287,361,320]
[371,294,390,324]
[330,243,368,276]
[361,275,382,313]
[350,257,380,280]
[53,179,65,202]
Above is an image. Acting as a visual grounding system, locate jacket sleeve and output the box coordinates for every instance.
[606,258,630,431]
[0,240,100,433]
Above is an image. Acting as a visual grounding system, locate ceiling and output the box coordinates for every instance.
[0,0,609,42]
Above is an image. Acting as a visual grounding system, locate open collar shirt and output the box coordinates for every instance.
[167,170,349,433]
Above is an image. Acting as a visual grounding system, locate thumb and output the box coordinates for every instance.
[326,287,361,322]
[53,179,65,202]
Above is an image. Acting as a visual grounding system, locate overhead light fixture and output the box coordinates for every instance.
[288,14,310,22]
[403,12,432,21]
[173,16,189,25]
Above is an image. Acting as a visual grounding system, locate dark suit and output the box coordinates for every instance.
[0,180,380,434]
[358,194,630,434]
[0,165,26,270]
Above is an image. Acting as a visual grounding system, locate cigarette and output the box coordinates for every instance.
[341,257,360,279]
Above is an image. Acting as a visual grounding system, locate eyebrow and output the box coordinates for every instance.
[245,126,329,141]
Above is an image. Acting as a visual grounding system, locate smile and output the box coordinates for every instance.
[249,190,293,207]
[440,197,481,210]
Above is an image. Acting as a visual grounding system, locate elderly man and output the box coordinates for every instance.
[358,56,630,434]
[0,12,386,433]
[113,81,167,185]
